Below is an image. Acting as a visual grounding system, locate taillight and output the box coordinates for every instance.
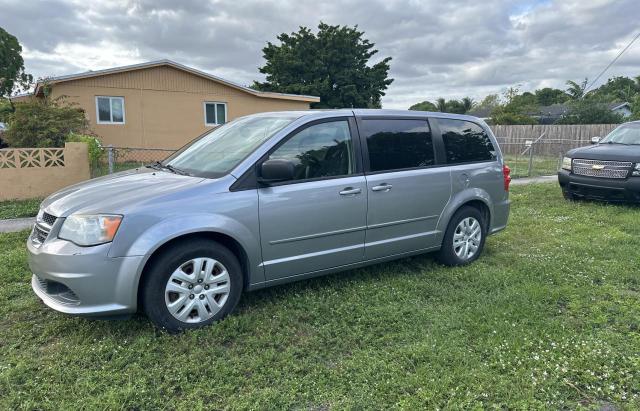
[503,164,511,191]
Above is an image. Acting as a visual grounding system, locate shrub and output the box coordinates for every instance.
[3,96,88,147]
[556,100,624,124]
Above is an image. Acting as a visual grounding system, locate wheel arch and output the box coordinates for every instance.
[438,189,493,234]
[136,231,252,310]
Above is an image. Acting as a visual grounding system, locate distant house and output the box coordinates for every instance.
[608,102,632,118]
[468,102,632,124]
[11,60,319,149]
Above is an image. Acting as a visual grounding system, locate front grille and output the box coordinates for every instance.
[33,225,49,244]
[34,276,80,306]
[572,159,631,179]
[31,211,57,247]
[42,212,57,226]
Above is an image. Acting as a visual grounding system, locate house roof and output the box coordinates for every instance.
[608,102,631,111]
[535,104,571,117]
[32,59,320,103]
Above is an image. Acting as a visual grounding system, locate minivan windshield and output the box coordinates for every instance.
[163,114,300,178]
[600,122,640,145]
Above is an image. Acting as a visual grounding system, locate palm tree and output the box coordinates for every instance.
[435,98,447,112]
[461,97,475,113]
[566,79,588,100]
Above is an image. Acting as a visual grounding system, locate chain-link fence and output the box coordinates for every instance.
[92,146,177,177]
[92,138,589,179]
[496,137,586,178]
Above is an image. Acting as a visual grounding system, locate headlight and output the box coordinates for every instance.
[561,157,572,171]
[633,163,640,176]
[59,215,123,246]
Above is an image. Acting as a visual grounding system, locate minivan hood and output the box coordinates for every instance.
[43,168,206,217]
[567,144,640,163]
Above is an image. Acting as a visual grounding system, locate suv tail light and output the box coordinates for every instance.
[503,164,511,191]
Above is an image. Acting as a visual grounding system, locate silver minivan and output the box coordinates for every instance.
[28,109,510,332]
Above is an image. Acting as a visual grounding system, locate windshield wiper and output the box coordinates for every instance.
[146,161,164,170]
[145,161,190,175]
[163,164,190,176]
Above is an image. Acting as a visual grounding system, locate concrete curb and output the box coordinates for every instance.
[0,217,35,233]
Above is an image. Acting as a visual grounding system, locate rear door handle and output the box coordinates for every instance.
[371,183,392,192]
[339,187,362,196]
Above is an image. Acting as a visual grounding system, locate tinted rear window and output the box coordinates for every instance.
[438,119,496,163]
[362,119,435,172]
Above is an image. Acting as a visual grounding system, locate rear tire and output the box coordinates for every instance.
[436,206,487,266]
[141,239,243,333]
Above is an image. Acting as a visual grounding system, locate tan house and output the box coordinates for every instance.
[16,60,319,149]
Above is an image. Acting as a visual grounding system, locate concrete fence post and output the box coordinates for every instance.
[107,145,114,174]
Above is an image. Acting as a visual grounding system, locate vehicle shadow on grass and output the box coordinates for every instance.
[53,246,499,338]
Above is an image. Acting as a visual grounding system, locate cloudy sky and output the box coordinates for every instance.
[1,0,639,108]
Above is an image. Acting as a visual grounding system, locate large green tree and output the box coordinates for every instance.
[253,23,393,108]
[565,79,588,100]
[589,76,640,102]
[0,27,32,98]
[534,87,569,106]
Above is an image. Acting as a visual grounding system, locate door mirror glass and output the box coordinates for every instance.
[260,159,295,182]
[591,136,601,144]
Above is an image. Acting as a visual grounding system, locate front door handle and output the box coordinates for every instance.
[339,187,362,196]
[371,183,393,192]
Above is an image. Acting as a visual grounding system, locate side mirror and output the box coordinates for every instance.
[259,159,295,183]
[591,136,601,144]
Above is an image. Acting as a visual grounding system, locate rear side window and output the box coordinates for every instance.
[438,119,496,163]
[362,119,434,172]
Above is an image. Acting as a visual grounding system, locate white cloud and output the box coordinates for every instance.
[1,0,638,108]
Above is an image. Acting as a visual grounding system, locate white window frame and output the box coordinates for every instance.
[95,96,126,125]
[203,101,228,126]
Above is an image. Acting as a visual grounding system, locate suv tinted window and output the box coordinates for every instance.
[268,120,354,181]
[438,119,496,163]
[362,119,434,172]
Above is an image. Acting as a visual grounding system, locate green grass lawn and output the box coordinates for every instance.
[1,184,639,409]
[503,154,561,178]
[0,198,42,220]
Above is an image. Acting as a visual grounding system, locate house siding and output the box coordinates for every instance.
[48,65,312,149]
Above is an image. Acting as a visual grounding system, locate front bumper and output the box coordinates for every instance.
[558,170,640,202]
[28,231,144,317]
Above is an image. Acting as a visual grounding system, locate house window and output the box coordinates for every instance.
[96,96,125,124]
[204,102,227,126]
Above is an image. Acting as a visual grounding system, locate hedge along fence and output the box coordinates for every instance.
[0,142,90,201]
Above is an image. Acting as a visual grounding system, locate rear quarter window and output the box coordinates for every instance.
[438,119,497,164]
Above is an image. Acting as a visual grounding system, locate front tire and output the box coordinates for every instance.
[436,206,487,266]
[562,189,575,201]
[141,239,243,333]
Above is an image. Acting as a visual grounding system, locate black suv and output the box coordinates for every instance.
[558,121,640,202]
